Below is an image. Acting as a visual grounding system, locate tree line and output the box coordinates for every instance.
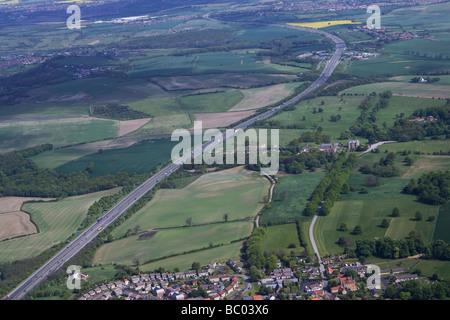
[0,144,143,198]
[89,104,150,121]
[304,153,356,217]
[354,237,449,261]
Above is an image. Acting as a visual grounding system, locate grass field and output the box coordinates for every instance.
[342,82,450,100]
[413,259,450,281]
[134,241,244,273]
[229,82,305,112]
[111,166,269,237]
[92,166,268,267]
[128,90,244,118]
[0,197,54,241]
[260,171,326,226]
[313,142,449,256]
[132,114,193,135]
[148,73,298,91]
[0,188,121,263]
[434,202,450,242]
[314,197,439,257]
[0,117,119,153]
[269,95,366,141]
[375,96,446,127]
[94,221,252,266]
[54,138,178,177]
[128,51,291,78]
[262,223,305,256]
[348,53,450,77]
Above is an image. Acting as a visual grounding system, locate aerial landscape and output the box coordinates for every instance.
[0,0,449,309]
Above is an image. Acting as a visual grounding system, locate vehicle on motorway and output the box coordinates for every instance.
[98,227,102,231]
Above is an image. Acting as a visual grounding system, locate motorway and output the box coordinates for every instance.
[4,23,345,300]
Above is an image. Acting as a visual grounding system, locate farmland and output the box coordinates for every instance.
[0,197,54,241]
[313,139,449,257]
[138,241,243,273]
[54,138,178,178]
[314,197,439,257]
[267,95,367,141]
[0,188,121,263]
[259,172,326,226]
[110,166,269,236]
[93,166,269,266]
[0,116,119,153]
[0,0,450,301]
[262,223,305,257]
[287,20,361,29]
[341,81,450,100]
[94,222,251,266]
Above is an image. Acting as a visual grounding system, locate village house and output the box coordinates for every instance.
[341,264,368,277]
[100,292,112,300]
[112,288,122,297]
[318,143,340,153]
[392,274,418,283]
[134,282,145,291]
[131,275,140,284]
[272,268,293,280]
[107,282,116,290]
[391,268,406,274]
[152,287,164,297]
[226,259,242,272]
[198,270,209,277]
[210,293,220,300]
[209,275,221,283]
[207,261,217,274]
[185,270,197,278]
[339,276,357,291]
[260,278,279,290]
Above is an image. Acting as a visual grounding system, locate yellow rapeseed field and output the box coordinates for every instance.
[287,20,361,29]
[0,0,19,5]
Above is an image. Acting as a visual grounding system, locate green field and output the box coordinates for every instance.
[111,166,269,237]
[378,139,450,155]
[260,172,326,226]
[262,223,305,256]
[91,167,269,267]
[313,142,449,256]
[128,51,293,78]
[30,147,97,170]
[413,259,450,281]
[269,95,365,141]
[0,118,119,153]
[314,197,439,257]
[0,188,121,263]
[434,202,450,242]
[134,241,244,273]
[348,53,450,77]
[94,221,252,266]
[54,138,178,177]
[342,82,450,100]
